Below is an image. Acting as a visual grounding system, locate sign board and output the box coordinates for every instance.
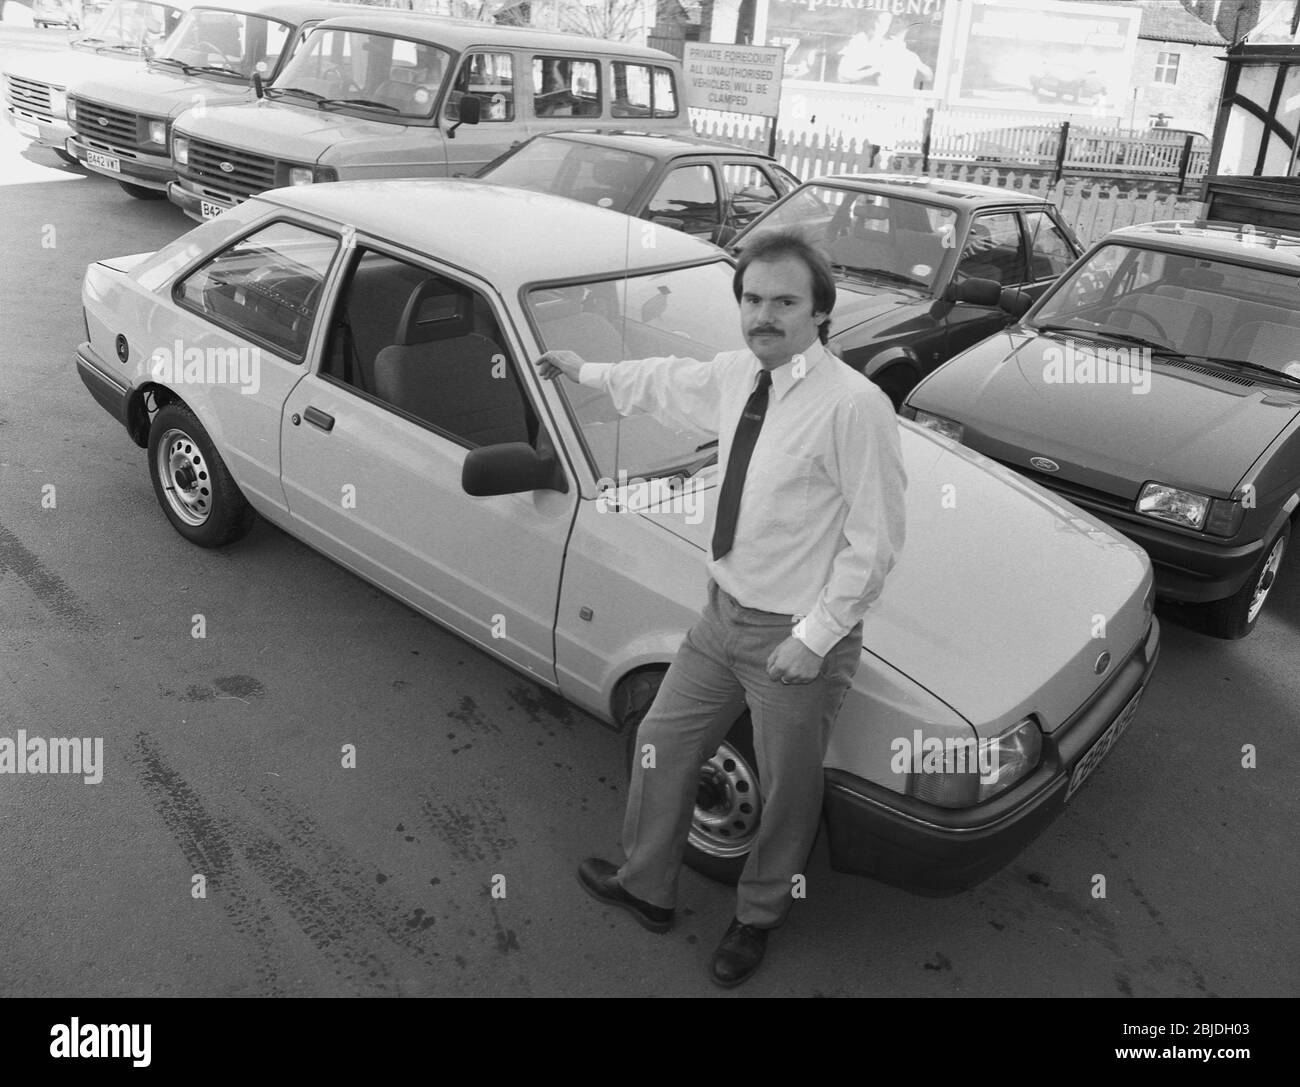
[683,43,785,117]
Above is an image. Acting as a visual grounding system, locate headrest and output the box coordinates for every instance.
[395,279,473,346]
[1177,267,1223,289]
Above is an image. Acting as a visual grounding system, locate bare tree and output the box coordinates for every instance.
[558,0,645,43]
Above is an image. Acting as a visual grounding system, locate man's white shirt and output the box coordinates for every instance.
[576,340,907,657]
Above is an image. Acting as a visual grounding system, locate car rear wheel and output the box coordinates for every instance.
[118,180,165,200]
[620,671,759,886]
[147,403,255,548]
[1204,522,1290,639]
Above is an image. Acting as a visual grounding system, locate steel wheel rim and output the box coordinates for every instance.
[689,739,761,859]
[1247,535,1287,623]
[156,428,212,527]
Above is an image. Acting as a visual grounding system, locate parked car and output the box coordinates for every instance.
[34,0,84,28]
[75,179,1159,895]
[167,12,690,222]
[729,174,1084,406]
[904,220,1300,639]
[474,130,799,247]
[4,0,192,161]
[65,0,370,199]
[1029,65,1106,105]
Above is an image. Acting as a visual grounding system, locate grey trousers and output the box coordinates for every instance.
[617,579,862,928]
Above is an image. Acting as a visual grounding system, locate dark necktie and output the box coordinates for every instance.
[712,368,772,561]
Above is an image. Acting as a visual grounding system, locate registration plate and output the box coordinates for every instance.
[199,200,226,220]
[1066,687,1143,801]
[85,149,120,173]
[14,118,39,139]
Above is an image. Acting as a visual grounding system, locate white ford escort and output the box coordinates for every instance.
[75,181,1160,894]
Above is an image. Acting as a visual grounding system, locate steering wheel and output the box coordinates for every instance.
[321,67,360,94]
[195,40,234,59]
[1105,302,1170,343]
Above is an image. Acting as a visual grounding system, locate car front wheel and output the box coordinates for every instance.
[1204,521,1291,639]
[620,671,759,885]
[147,402,255,547]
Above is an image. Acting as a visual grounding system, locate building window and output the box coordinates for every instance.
[1154,51,1180,85]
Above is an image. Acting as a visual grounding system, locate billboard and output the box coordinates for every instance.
[765,0,948,93]
[951,0,1140,113]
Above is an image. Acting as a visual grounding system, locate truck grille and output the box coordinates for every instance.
[74,98,139,148]
[186,138,276,199]
[6,74,53,118]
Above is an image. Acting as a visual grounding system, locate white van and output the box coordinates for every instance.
[167,12,689,221]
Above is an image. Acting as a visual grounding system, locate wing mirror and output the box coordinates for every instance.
[943,276,1002,306]
[448,94,480,138]
[462,443,566,496]
[999,287,1033,318]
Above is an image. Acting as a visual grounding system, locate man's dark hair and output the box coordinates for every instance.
[732,228,836,344]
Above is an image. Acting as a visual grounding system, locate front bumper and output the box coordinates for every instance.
[66,134,174,190]
[6,105,71,150]
[167,179,235,223]
[823,615,1161,895]
[76,341,132,429]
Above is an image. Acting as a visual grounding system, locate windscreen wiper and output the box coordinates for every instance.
[832,264,926,290]
[266,86,324,102]
[321,98,400,113]
[1183,353,1300,387]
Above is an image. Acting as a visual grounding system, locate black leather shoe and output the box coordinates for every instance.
[577,857,674,933]
[710,917,769,987]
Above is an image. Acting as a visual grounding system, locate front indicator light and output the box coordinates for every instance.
[65,95,77,123]
[913,409,965,443]
[1136,482,1210,530]
[147,119,166,145]
[172,135,188,164]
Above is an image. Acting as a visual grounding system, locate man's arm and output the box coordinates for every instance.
[796,387,908,658]
[537,349,726,437]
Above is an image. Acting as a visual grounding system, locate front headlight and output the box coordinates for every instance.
[1136,482,1210,530]
[977,717,1043,802]
[289,166,314,185]
[65,95,76,123]
[906,717,1043,807]
[147,119,166,145]
[172,134,188,164]
[912,409,965,443]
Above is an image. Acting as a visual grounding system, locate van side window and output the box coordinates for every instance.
[322,251,536,449]
[447,51,515,122]
[532,56,601,118]
[612,62,678,118]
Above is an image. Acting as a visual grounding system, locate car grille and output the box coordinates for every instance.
[186,139,276,199]
[74,98,139,148]
[991,457,1132,515]
[6,74,53,118]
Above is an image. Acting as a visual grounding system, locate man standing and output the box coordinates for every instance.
[536,229,907,987]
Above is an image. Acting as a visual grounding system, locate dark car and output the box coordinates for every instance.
[474,130,800,247]
[903,220,1300,639]
[730,174,1084,406]
[1029,66,1106,105]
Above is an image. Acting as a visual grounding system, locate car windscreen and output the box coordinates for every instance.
[78,0,179,51]
[155,8,293,80]
[269,29,452,120]
[742,183,953,291]
[526,260,746,481]
[480,140,657,214]
[1029,241,1300,378]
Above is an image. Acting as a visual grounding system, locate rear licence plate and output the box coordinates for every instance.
[85,150,120,173]
[200,200,225,219]
[1066,687,1143,801]
[14,118,40,139]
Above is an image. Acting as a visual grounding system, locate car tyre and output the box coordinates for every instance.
[148,402,255,548]
[620,671,759,886]
[1204,521,1290,639]
[870,365,917,411]
[118,180,166,200]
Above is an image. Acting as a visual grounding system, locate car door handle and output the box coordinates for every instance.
[303,406,334,432]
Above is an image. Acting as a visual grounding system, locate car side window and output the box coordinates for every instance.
[175,221,338,361]
[532,56,600,118]
[612,62,678,118]
[321,250,535,449]
[446,51,515,122]
[957,211,1028,285]
[720,163,782,230]
[1023,209,1076,280]
[647,165,721,236]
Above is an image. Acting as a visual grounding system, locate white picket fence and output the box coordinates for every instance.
[692,116,1203,246]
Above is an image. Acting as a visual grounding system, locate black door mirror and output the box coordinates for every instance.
[448,94,481,138]
[999,287,1033,318]
[462,443,565,496]
[944,276,1002,307]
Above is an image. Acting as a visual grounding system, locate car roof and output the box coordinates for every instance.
[516,130,776,161]
[307,11,679,60]
[1106,219,1300,269]
[809,173,1051,207]
[257,179,724,285]
[190,0,366,20]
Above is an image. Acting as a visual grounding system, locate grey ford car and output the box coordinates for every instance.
[904,220,1300,639]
